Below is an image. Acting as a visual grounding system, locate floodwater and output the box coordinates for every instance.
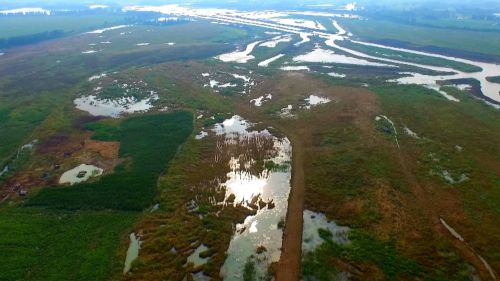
[59,164,103,185]
[195,131,208,140]
[269,18,326,31]
[304,95,331,108]
[250,94,272,107]
[403,127,420,139]
[88,73,107,82]
[208,116,292,281]
[293,47,391,67]
[279,104,294,118]
[81,50,98,54]
[217,41,262,63]
[350,40,500,104]
[74,94,158,118]
[280,66,310,71]
[123,233,141,274]
[187,244,210,267]
[0,165,8,177]
[125,4,500,106]
[86,25,129,34]
[328,72,346,78]
[260,35,292,48]
[258,54,285,67]
[302,210,350,253]
[294,32,311,46]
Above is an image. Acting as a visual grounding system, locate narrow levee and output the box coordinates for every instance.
[276,135,305,281]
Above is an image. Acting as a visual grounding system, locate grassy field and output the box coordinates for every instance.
[340,18,500,57]
[0,93,64,167]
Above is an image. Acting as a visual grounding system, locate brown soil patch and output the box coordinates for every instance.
[84,139,120,159]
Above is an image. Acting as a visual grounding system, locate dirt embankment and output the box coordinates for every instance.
[275,134,305,281]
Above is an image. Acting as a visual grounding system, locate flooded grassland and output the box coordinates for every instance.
[120,115,292,280]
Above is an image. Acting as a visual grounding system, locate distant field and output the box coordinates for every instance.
[93,22,248,54]
[340,18,500,57]
[0,15,126,39]
[412,18,500,32]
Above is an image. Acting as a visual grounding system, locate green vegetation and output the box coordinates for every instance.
[486,76,500,83]
[302,229,472,281]
[373,84,500,264]
[302,229,419,281]
[243,257,257,281]
[0,207,135,281]
[97,23,247,54]
[264,160,290,172]
[97,84,149,100]
[340,18,500,57]
[338,40,482,73]
[0,93,63,167]
[28,112,193,211]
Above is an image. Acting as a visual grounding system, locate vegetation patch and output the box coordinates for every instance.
[27,112,193,211]
[0,206,135,281]
[302,228,473,281]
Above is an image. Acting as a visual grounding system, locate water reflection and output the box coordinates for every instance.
[207,116,292,280]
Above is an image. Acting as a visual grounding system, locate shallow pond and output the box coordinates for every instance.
[123,233,141,274]
[187,244,210,267]
[74,94,158,118]
[59,164,103,185]
[303,95,331,109]
[302,210,350,254]
[217,41,261,63]
[258,54,285,67]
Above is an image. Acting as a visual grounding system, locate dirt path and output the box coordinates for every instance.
[276,134,304,281]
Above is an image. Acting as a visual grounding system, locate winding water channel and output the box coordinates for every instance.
[123,5,500,107]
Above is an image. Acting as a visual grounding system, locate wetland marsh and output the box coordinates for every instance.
[0,1,499,281]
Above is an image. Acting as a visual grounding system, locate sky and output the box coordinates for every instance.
[1,0,500,11]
